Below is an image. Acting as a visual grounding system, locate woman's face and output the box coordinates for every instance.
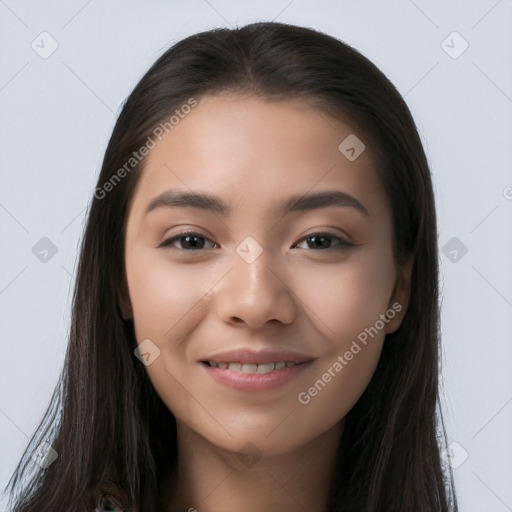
[121,93,411,457]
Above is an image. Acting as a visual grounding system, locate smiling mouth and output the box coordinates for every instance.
[201,361,303,374]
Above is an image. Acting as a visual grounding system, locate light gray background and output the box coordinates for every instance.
[1,1,511,510]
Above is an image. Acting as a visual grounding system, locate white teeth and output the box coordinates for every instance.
[207,361,297,373]
[241,363,258,374]
[257,362,275,374]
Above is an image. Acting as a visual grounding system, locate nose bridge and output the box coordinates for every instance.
[214,235,295,328]
[233,235,279,305]
[236,236,273,295]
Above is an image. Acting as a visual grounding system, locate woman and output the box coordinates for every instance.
[4,21,458,511]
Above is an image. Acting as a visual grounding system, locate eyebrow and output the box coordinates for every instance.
[145,189,370,218]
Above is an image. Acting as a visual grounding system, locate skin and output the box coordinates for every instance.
[119,93,413,512]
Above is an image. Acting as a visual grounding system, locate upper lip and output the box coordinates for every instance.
[200,348,315,365]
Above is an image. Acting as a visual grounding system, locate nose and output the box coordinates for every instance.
[214,245,296,329]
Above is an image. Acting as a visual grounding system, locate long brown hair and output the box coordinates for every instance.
[4,21,458,511]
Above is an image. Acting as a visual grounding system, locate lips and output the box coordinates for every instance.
[200,348,314,366]
[199,348,316,391]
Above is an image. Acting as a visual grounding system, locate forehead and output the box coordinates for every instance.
[127,93,389,223]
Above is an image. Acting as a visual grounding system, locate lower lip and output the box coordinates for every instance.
[200,361,314,391]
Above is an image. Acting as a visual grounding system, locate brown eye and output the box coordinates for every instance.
[159,231,217,251]
[294,232,354,251]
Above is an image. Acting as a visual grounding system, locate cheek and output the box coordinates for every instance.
[125,248,208,341]
[125,249,212,422]
[290,248,395,426]
[293,247,396,346]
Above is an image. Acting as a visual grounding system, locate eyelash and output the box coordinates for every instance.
[158,230,355,252]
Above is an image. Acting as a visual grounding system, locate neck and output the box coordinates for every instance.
[162,420,344,512]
